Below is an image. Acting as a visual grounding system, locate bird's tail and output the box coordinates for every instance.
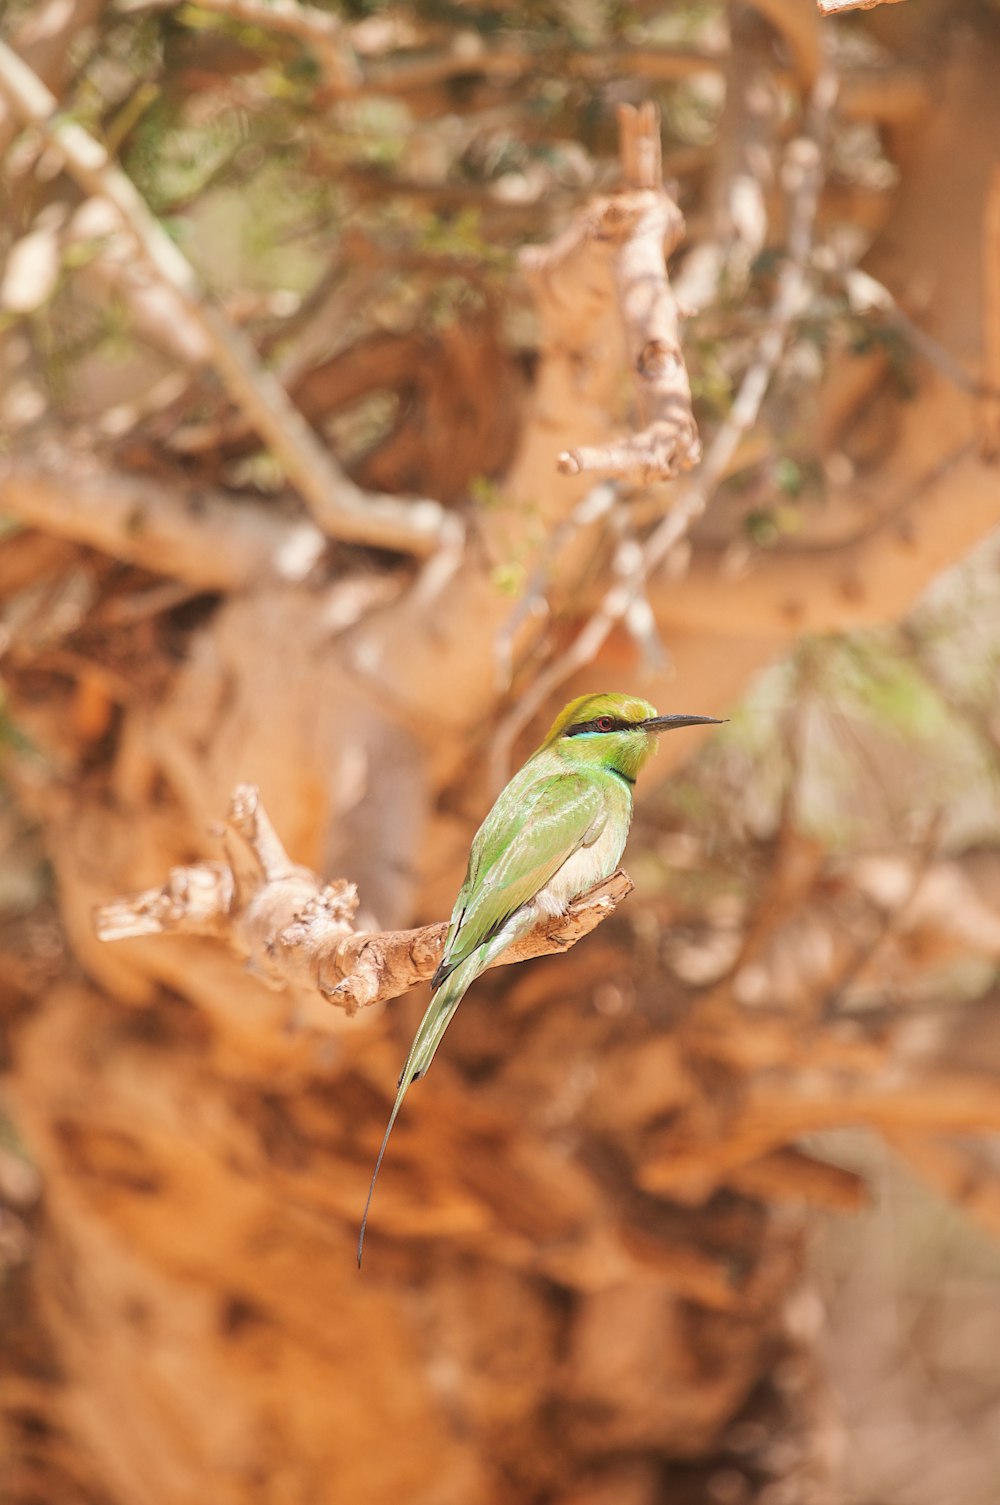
[357,950,482,1267]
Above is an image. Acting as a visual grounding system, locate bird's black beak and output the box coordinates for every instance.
[641,714,725,733]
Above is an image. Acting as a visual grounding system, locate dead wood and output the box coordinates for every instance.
[5,12,1000,1505]
[545,104,699,485]
[93,784,634,1013]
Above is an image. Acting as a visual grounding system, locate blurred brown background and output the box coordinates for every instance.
[3,0,1000,1501]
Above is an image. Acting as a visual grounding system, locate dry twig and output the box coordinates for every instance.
[840,266,978,397]
[358,33,905,120]
[818,0,908,12]
[553,104,700,485]
[94,785,634,1014]
[361,40,723,96]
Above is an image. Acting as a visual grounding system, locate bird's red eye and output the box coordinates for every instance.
[596,716,614,731]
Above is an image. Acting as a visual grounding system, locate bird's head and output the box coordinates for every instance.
[539,692,723,782]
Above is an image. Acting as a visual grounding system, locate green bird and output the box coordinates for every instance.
[357,691,722,1264]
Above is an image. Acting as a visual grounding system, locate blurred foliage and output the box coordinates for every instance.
[3,0,893,449]
[639,537,1000,942]
[817,1132,1000,1505]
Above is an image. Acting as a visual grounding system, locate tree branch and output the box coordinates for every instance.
[0,0,104,155]
[162,0,360,91]
[817,0,908,13]
[639,1069,1000,1198]
[360,41,724,97]
[93,785,634,1014]
[651,434,992,637]
[0,453,326,590]
[552,104,700,485]
[0,39,451,558]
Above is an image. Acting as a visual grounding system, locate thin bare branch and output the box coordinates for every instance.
[0,0,104,155]
[361,41,724,97]
[818,813,944,1022]
[817,0,908,13]
[359,35,909,121]
[0,39,451,558]
[618,99,662,192]
[493,483,617,692]
[158,0,359,90]
[94,785,635,1014]
[676,5,778,309]
[840,265,978,396]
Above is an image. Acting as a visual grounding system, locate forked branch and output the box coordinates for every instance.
[526,101,699,486]
[93,786,633,1014]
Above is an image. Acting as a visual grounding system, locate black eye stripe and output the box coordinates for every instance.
[564,717,635,737]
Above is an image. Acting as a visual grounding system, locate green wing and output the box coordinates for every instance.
[359,767,608,1266]
[436,770,606,981]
